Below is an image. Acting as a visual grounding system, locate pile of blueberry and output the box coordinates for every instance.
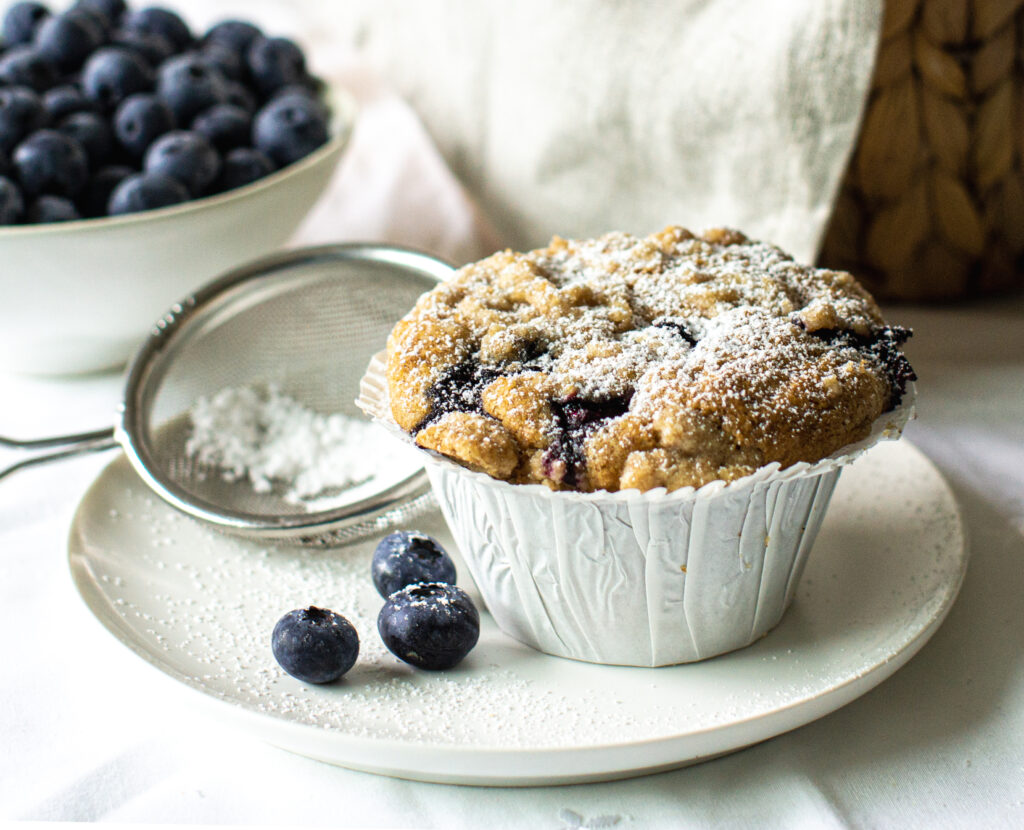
[271,531,481,685]
[0,0,330,225]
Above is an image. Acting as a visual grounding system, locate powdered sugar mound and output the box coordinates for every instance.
[186,384,396,507]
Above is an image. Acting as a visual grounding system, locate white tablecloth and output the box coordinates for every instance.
[3,4,1024,827]
[3,296,1024,828]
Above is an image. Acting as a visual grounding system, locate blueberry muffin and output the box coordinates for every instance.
[385,226,915,493]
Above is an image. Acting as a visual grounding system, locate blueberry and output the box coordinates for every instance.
[0,175,25,224]
[2,2,50,47]
[417,360,504,431]
[107,170,187,214]
[267,85,329,118]
[143,129,219,195]
[0,86,46,153]
[72,0,126,26]
[12,128,89,197]
[81,47,154,111]
[26,193,79,222]
[252,94,329,167]
[197,42,242,81]
[121,6,191,52]
[542,394,634,488]
[215,146,273,192]
[0,149,8,176]
[156,53,228,125]
[377,583,480,671]
[34,12,104,73]
[221,79,256,114]
[57,111,113,167]
[371,531,457,599]
[653,320,698,345]
[202,19,262,55]
[0,45,58,91]
[113,92,173,157]
[42,84,95,121]
[78,162,131,216]
[69,4,113,37]
[271,606,359,684]
[191,103,249,151]
[110,28,174,67]
[246,36,306,97]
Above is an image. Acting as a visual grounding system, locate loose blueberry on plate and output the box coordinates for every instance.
[113,92,173,157]
[106,169,187,214]
[191,103,249,152]
[0,86,47,153]
[271,606,359,684]
[12,129,89,197]
[0,45,58,91]
[81,47,155,111]
[371,530,457,599]
[214,146,273,192]
[252,93,328,167]
[2,2,50,47]
[377,582,480,671]
[26,193,79,222]
[0,175,25,224]
[143,128,219,195]
[156,53,227,125]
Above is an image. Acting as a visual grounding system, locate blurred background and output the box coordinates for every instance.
[177,0,1024,303]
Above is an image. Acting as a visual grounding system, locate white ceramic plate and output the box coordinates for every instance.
[68,440,966,786]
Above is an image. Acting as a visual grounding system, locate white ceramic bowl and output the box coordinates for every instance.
[0,89,355,375]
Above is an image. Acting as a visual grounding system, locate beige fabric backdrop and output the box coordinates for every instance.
[317,0,885,262]
[174,0,884,263]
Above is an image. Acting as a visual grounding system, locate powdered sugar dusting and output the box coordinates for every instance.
[186,384,402,508]
[386,227,911,491]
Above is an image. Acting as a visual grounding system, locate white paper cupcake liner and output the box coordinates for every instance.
[358,352,916,666]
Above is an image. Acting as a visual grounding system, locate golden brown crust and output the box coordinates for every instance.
[385,226,910,492]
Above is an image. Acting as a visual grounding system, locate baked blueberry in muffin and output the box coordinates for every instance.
[385,226,915,492]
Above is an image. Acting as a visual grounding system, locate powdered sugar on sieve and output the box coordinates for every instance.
[186,384,400,508]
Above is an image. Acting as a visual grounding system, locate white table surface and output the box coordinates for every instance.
[3,300,1024,829]
[3,4,1024,826]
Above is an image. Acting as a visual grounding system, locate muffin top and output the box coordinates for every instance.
[385,226,915,492]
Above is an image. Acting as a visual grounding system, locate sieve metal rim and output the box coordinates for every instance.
[115,243,453,540]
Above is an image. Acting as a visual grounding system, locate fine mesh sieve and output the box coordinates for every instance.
[0,243,453,545]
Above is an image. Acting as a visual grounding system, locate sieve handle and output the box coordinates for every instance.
[0,428,118,481]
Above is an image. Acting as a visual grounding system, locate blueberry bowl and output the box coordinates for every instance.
[0,86,354,374]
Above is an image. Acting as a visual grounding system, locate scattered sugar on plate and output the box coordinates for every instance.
[186,383,401,508]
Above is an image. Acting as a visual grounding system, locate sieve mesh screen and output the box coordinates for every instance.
[123,246,445,532]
